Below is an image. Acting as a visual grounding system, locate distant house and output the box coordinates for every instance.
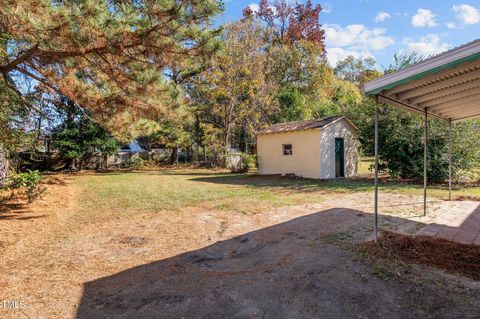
[119,141,145,153]
[256,116,359,179]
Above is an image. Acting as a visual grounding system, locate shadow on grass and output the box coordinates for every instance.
[64,169,474,200]
[75,208,476,318]
[190,174,430,194]
[0,200,45,220]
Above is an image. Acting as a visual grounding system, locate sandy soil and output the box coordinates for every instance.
[1,174,479,318]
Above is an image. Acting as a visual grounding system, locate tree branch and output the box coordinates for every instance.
[0,43,39,74]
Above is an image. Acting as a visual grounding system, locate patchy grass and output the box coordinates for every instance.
[73,169,479,224]
[73,170,327,223]
[182,170,479,199]
[370,264,395,279]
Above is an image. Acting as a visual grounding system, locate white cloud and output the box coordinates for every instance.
[324,24,395,51]
[453,4,480,25]
[411,9,438,28]
[327,48,373,66]
[402,34,449,57]
[447,22,456,29]
[375,11,391,23]
[324,24,394,66]
[322,3,332,14]
[248,3,259,13]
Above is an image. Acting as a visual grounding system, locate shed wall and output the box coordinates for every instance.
[257,130,321,179]
[319,120,359,179]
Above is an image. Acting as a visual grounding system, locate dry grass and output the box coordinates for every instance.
[1,169,479,318]
[359,231,480,280]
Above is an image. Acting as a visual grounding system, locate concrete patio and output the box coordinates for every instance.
[417,201,480,245]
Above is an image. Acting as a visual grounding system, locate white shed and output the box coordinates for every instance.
[256,116,360,179]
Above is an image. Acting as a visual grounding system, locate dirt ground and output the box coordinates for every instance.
[1,173,479,318]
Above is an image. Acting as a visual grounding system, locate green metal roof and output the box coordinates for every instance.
[365,52,480,96]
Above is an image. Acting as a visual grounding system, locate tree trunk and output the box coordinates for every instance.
[65,158,76,171]
[170,147,178,165]
[102,153,109,170]
[223,127,231,167]
[0,144,8,185]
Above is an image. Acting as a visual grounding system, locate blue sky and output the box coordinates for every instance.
[219,0,480,69]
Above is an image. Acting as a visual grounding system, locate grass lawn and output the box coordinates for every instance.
[74,170,327,221]
[75,169,479,221]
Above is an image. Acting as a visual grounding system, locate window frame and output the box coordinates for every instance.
[282,144,293,156]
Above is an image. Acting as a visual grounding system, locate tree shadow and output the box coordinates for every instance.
[189,174,443,199]
[191,174,373,193]
[0,200,46,221]
[75,208,477,319]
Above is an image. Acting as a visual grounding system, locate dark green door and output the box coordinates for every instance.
[335,138,345,178]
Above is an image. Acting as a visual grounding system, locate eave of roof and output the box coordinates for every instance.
[256,116,358,135]
[365,39,480,96]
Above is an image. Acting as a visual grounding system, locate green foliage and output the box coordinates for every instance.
[239,153,257,173]
[334,54,479,183]
[8,169,46,202]
[276,87,304,122]
[124,157,145,170]
[51,101,119,169]
[383,53,424,74]
[190,19,278,160]
[266,41,335,121]
[450,120,480,181]
[354,98,480,183]
[228,152,257,173]
[334,56,382,87]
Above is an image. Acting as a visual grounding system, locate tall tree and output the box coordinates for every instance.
[286,0,325,47]
[190,19,278,160]
[251,0,325,49]
[243,0,330,123]
[0,0,223,139]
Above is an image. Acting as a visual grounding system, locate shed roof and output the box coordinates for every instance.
[364,39,480,122]
[257,116,356,135]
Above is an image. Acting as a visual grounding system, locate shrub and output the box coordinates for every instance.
[8,170,46,202]
[124,156,145,170]
[229,153,257,173]
[240,153,257,172]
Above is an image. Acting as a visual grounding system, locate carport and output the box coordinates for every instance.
[365,39,480,241]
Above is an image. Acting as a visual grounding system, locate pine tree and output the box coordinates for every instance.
[0,0,223,138]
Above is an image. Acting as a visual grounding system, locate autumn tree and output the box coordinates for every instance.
[242,0,331,123]
[334,56,382,88]
[251,0,325,48]
[190,19,278,161]
[0,0,223,141]
[286,0,325,47]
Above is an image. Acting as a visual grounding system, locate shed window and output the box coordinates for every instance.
[283,144,293,156]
